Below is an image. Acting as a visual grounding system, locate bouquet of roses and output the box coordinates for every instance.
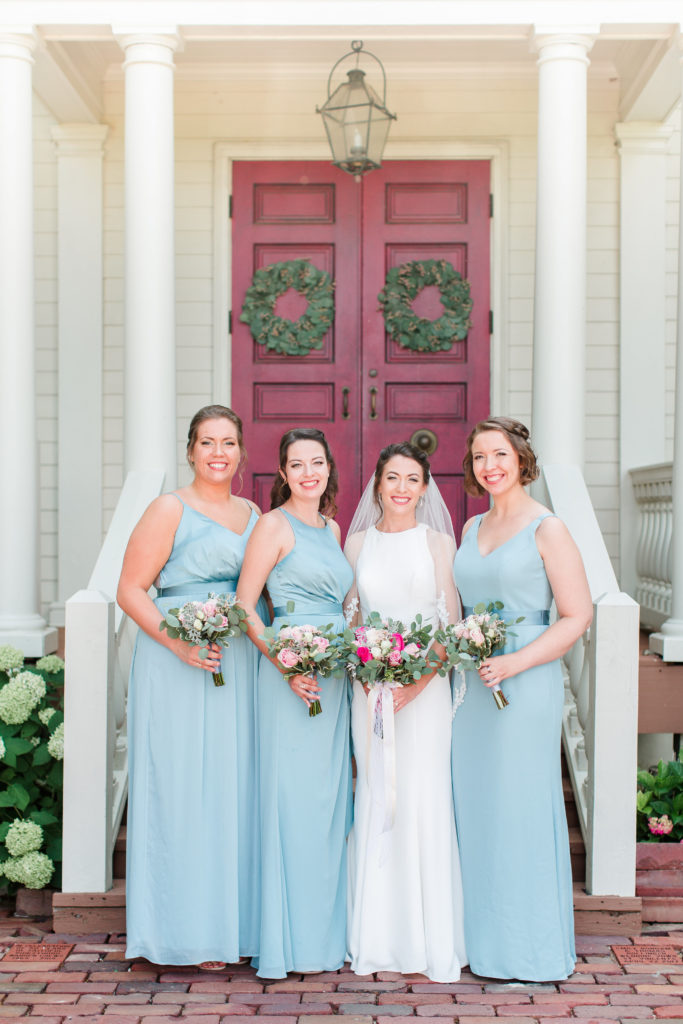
[435,601,523,710]
[159,592,248,686]
[261,609,339,717]
[337,611,437,689]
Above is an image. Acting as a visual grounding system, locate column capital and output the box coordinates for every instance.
[113,28,183,67]
[615,121,673,156]
[0,28,38,63]
[531,29,597,65]
[51,123,109,158]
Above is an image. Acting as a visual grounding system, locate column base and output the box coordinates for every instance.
[0,625,58,658]
[649,626,683,663]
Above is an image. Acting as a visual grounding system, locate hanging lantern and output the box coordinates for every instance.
[317,40,396,180]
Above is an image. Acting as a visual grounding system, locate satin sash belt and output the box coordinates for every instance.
[156,579,238,598]
[272,602,342,619]
[463,606,549,625]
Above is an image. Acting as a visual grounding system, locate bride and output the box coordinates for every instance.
[344,442,467,982]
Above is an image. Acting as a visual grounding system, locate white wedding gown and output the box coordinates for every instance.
[346,523,467,982]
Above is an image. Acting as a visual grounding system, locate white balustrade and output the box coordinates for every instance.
[537,464,639,897]
[629,462,673,630]
[62,469,164,892]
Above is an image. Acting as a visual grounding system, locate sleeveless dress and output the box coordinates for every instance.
[126,497,267,965]
[451,513,575,981]
[252,509,354,979]
[347,524,467,982]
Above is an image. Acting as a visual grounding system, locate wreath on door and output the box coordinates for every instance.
[378,258,473,352]
[239,258,335,356]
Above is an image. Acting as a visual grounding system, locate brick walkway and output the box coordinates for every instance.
[0,923,682,1024]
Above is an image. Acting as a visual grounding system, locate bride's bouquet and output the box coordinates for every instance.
[159,592,248,686]
[435,601,523,710]
[337,611,436,691]
[261,614,339,718]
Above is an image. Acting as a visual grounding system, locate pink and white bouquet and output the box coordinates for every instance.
[337,611,436,689]
[159,592,248,686]
[435,601,523,710]
[261,615,339,717]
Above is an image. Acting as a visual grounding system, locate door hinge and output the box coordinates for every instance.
[229,194,233,218]
[489,310,494,334]
[489,193,494,217]
[229,310,233,333]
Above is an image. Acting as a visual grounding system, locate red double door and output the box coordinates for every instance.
[231,160,490,536]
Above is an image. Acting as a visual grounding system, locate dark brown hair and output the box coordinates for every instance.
[463,416,539,497]
[186,405,245,463]
[373,442,431,513]
[270,428,339,517]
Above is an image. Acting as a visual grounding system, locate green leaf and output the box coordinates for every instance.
[0,782,30,811]
[32,744,52,767]
[30,810,59,826]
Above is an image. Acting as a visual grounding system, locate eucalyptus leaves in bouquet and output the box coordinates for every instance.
[0,646,65,890]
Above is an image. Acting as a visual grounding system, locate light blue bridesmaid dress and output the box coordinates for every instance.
[126,496,267,965]
[252,509,353,979]
[451,512,575,981]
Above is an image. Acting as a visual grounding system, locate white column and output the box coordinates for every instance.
[532,31,595,467]
[650,48,683,662]
[49,125,109,628]
[116,31,180,488]
[615,123,671,598]
[0,30,57,655]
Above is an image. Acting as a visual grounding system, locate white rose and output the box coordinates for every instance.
[371,645,382,659]
[193,618,203,630]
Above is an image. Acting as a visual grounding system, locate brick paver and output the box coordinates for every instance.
[0,913,682,1024]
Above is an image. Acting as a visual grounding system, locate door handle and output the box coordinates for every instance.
[342,386,350,420]
[369,386,378,420]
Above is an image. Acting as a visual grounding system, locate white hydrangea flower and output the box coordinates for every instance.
[47,722,64,761]
[0,736,5,759]
[0,645,24,674]
[35,655,64,674]
[38,707,56,726]
[0,676,41,724]
[30,737,40,747]
[3,851,54,889]
[14,672,46,702]
[5,819,44,857]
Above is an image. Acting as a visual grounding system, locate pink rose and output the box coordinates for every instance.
[455,624,467,638]
[404,642,420,657]
[388,649,402,666]
[278,649,299,669]
[391,633,405,651]
[356,646,373,664]
[314,636,330,651]
[355,627,367,642]
[470,627,485,646]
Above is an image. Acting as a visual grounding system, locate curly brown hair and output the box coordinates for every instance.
[270,428,339,517]
[463,417,539,497]
[372,442,430,514]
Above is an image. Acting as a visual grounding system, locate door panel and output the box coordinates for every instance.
[232,160,490,537]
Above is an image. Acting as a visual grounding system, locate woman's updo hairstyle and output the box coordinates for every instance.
[372,442,431,514]
[186,405,246,466]
[463,416,539,497]
[270,428,339,518]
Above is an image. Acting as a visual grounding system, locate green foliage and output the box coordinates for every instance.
[240,259,335,356]
[0,655,64,890]
[637,757,683,842]
[378,259,473,353]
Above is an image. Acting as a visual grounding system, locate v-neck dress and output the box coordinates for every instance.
[251,509,354,979]
[450,513,575,981]
[126,496,267,965]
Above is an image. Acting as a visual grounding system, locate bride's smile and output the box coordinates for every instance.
[377,454,428,527]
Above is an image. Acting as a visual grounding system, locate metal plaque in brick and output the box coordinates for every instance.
[612,944,681,965]
[1,942,73,963]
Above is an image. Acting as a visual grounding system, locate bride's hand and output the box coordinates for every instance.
[288,672,321,707]
[392,686,415,713]
[479,653,520,687]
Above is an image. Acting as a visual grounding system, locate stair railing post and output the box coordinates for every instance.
[63,589,115,892]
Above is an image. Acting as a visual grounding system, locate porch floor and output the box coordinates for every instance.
[0,912,682,1024]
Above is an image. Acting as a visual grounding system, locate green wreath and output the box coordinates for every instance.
[378,258,473,352]
[239,259,335,356]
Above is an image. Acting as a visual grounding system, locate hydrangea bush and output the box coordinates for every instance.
[0,645,64,889]
[637,757,683,842]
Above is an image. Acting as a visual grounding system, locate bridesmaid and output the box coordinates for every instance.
[237,427,353,979]
[451,417,592,981]
[118,405,266,967]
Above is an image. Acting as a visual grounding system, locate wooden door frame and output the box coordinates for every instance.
[212,138,509,418]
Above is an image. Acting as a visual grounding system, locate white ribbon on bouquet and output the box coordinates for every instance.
[366,680,399,835]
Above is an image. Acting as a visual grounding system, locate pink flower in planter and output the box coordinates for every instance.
[648,814,674,836]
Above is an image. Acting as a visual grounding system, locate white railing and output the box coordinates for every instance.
[629,462,673,631]
[537,465,639,897]
[62,469,165,892]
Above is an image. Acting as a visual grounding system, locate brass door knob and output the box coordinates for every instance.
[410,428,438,455]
